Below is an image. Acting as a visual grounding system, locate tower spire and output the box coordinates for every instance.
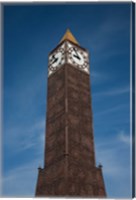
[60,29,79,45]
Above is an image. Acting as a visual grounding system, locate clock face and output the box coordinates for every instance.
[48,44,65,76]
[67,42,89,73]
[48,41,90,76]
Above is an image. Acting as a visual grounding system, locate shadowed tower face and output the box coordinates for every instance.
[35,29,106,197]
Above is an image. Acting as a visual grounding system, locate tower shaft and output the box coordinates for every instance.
[35,64,106,197]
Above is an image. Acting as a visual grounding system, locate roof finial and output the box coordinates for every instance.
[60,29,79,45]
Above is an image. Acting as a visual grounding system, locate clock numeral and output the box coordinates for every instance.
[79,62,88,69]
[68,47,73,54]
[50,66,57,71]
[59,48,65,54]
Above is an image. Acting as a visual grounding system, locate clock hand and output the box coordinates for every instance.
[73,47,81,60]
[51,55,58,64]
[73,54,81,60]
[52,57,58,64]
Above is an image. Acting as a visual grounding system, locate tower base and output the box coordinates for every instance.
[35,156,106,197]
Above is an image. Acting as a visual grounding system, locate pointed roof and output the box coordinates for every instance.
[60,29,79,45]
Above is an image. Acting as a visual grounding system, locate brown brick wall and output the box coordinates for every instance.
[35,64,106,197]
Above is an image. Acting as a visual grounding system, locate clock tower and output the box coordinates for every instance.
[35,29,107,197]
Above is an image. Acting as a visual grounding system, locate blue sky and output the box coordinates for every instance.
[2,3,131,198]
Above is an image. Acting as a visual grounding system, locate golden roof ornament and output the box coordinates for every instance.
[60,29,79,45]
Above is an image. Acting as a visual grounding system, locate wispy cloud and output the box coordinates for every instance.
[2,118,45,197]
[2,159,41,197]
[94,104,127,116]
[95,129,131,198]
[96,147,131,198]
[90,70,109,85]
[117,130,131,145]
[93,86,129,97]
[4,118,45,155]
